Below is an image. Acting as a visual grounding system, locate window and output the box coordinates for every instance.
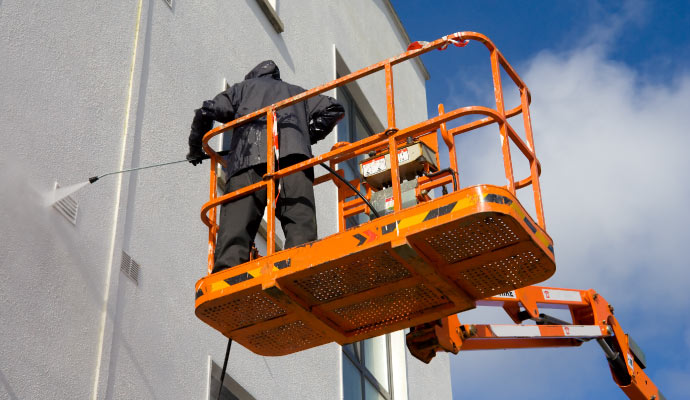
[337,86,375,228]
[343,335,393,400]
[255,0,283,33]
[208,358,256,400]
[215,80,232,191]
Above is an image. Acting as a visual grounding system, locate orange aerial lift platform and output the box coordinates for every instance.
[193,32,663,399]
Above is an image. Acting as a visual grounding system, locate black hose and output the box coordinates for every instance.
[88,149,232,184]
[217,338,233,400]
[319,163,381,219]
[423,168,458,192]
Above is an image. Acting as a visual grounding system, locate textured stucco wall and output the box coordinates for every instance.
[406,351,453,400]
[0,1,148,399]
[0,0,446,399]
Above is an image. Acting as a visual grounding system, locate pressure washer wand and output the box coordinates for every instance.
[88,150,230,184]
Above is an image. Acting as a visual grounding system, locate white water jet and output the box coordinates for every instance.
[43,181,90,207]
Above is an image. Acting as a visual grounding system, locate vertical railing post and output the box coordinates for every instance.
[490,51,516,194]
[388,134,402,212]
[385,63,402,211]
[438,103,459,190]
[207,156,218,275]
[385,63,396,130]
[521,89,546,229]
[334,161,346,232]
[266,108,276,256]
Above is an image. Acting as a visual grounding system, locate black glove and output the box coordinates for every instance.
[186,146,206,166]
[309,103,345,144]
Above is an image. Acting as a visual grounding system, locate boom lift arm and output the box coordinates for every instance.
[406,286,665,400]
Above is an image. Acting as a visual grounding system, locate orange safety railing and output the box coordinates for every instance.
[200,32,545,275]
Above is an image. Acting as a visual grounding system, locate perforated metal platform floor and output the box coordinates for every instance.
[195,184,555,356]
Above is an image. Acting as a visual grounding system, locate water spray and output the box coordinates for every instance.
[45,150,230,207]
[48,150,380,218]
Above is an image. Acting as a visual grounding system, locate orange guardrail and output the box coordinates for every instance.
[199,31,545,275]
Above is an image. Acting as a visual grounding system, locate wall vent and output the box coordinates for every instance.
[163,0,172,8]
[52,183,78,225]
[120,251,140,285]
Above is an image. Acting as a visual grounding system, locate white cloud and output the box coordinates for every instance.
[528,46,690,306]
[449,18,690,400]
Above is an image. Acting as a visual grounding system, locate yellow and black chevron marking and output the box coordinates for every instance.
[274,258,291,269]
[378,195,480,238]
[353,230,378,246]
[204,258,294,296]
[372,191,553,255]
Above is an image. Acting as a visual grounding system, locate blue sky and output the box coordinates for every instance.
[394,1,690,398]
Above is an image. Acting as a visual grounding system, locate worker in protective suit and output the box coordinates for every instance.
[188,60,344,273]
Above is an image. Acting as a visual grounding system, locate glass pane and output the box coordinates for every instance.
[337,88,352,143]
[343,356,363,400]
[363,335,389,391]
[343,343,362,363]
[351,112,370,177]
[364,379,386,400]
[355,112,372,139]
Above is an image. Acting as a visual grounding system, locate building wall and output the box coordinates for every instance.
[0,1,447,399]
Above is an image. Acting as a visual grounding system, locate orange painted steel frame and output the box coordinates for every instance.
[199,32,546,274]
[406,286,663,400]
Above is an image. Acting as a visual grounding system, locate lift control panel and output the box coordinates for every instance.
[360,140,438,189]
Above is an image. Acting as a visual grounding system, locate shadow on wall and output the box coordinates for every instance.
[0,368,19,400]
[243,0,295,72]
[105,323,161,400]
[122,0,154,250]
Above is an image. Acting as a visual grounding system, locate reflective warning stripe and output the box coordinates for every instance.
[490,325,540,337]
[489,324,606,338]
[205,258,294,295]
[397,211,428,230]
[451,196,479,213]
[398,199,471,231]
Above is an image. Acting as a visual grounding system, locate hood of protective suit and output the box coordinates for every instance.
[244,60,281,80]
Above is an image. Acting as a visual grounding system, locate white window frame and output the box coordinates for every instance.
[207,356,256,400]
[255,0,283,33]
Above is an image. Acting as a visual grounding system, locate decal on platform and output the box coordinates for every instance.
[493,290,517,299]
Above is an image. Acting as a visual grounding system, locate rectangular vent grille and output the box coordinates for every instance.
[52,183,78,225]
[120,251,140,285]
